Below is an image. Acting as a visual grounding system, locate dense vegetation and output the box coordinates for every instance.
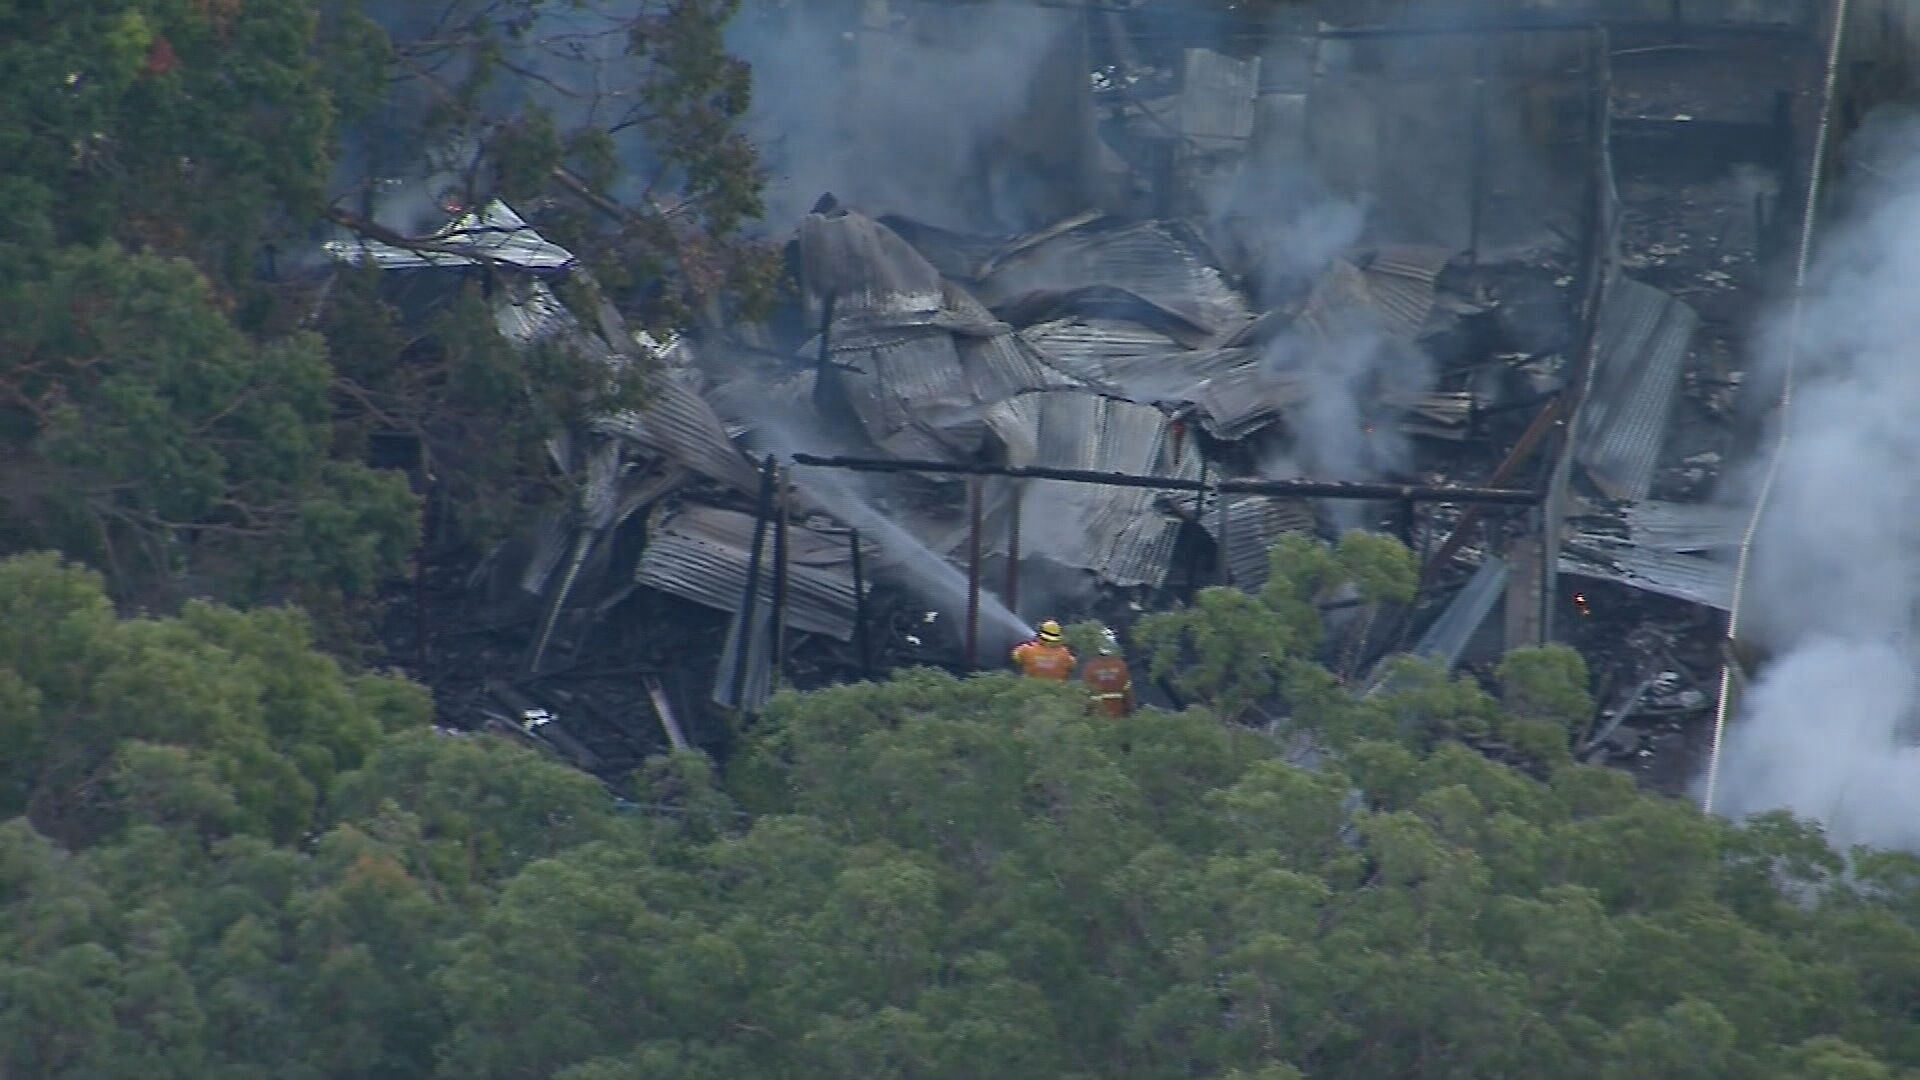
[0,0,773,622]
[5,543,1920,1079]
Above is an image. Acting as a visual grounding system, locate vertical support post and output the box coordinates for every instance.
[769,464,791,691]
[850,527,872,679]
[1397,498,1416,549]
[1216,489,1233,586]
[965,475,983,669]
[1188,458,1210,600]
[732,456,777,710]
[1005,479,1022,616]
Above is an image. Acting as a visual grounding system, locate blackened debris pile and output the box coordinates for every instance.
[326,0,1828,792]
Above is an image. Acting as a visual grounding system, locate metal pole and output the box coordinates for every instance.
[1216,488,1233,586]
[769,465,791,691]
[1189,458,1210,599]
[1005,479,1022,616]
[731,456,777,710]
[965,475,982,669]
[850,527,872,679]
[788,453,1541,505]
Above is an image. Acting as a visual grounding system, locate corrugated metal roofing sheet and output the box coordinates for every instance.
[1622,499,1745,552]
[976,217,1254,336]
[798,210,946,325]
[1021,319,1187,372]
[635,502,859,641]
[1558,542,1733,612]
[1004,391,1201,586]
[1575,273,1697,501]
[592,371,761,494]
[1362,246,1453,338]
[959,330,1083,405]
[1200,494,1318,587]
[325,201,575,271]
[1179,48,1262,146]
[826,330,983,460]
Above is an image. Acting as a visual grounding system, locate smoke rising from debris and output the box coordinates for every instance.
[731,0,1088,233]
[1707,113,1920,852]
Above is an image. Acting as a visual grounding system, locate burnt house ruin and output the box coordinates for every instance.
[324,0,1837,794]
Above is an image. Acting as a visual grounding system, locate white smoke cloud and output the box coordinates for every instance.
[731,0,1090,233]
[1708,111,1920,851]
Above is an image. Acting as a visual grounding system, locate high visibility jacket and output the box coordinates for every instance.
[1080,654,1135,717]
[1012,641,1076,680]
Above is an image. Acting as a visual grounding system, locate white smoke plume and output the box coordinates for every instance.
[1708,113,1920,851]
[730,0,1091,233]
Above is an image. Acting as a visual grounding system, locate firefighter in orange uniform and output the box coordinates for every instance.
[1011,619,1076,680]
[1080,627,1136,717]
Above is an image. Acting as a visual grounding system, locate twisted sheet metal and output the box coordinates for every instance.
[635,503,859,642]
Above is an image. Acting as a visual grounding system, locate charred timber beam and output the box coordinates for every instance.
[790,454,1542,505]
[1424,393,1567,577]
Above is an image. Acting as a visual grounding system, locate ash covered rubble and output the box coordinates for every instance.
[320,0,1826,791]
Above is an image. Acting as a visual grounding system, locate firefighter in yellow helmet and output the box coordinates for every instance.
[1011,619,1075,680]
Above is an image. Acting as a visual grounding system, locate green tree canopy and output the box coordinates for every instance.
[5,538,1920,1079]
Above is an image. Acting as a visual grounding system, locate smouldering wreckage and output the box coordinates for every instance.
[322,3,1820,788]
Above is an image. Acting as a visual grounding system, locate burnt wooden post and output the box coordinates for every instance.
[850,527,872,679]
[731,456,777,710]
[769,464,791,690]
[1005,479,1022,616]
[965,475,983,668]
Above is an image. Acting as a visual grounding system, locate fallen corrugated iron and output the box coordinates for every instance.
[635,502,861,641]
[592,370,763,495]
[798,207,947,325]
[325,200,576,271]
[1176,48,1262,148]
[820,329,986,460]
[990,285,1217,347]
[1294,249,1453,342]
[1200,493,1319,587]
[1556,497,1740,611]
[1001,390,1202,586]
[974,215,1254,337]
[1623,499,1744,551]
[1558,543,1733,612]
[1574,273,1698,501]
[1358,245,1455,339]
[1183,356,1474,442]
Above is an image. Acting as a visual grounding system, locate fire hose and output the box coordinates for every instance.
[1701,0,1848,815]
